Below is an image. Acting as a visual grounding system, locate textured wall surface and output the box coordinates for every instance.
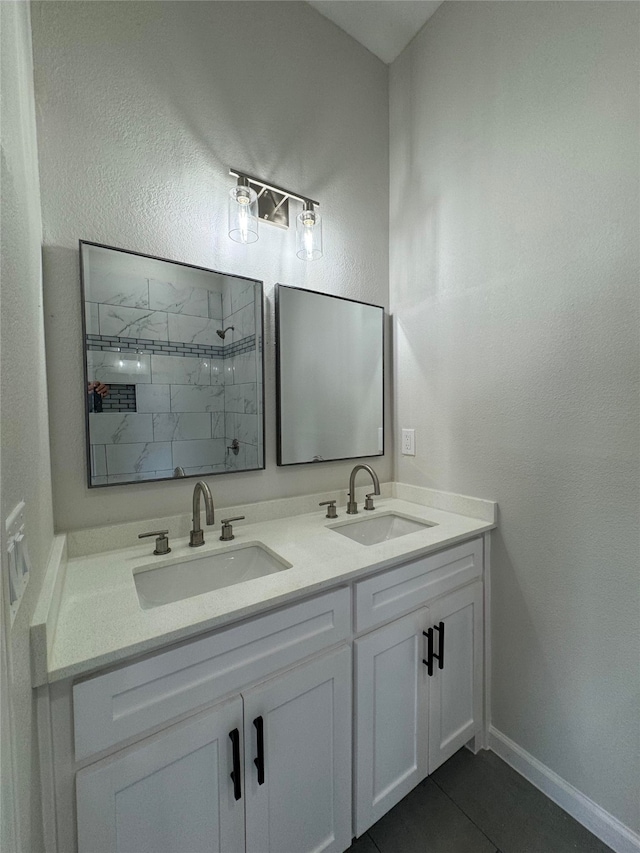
[391,1,639,832]
[31,1,390,531]
[0,2,55,850]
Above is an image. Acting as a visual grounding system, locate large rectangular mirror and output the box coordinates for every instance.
[80,241,264,486]
[276,285,384,465]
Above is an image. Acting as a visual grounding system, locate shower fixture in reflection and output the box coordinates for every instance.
[216,326,235,340]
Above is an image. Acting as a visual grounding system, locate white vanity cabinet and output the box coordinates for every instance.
[353,540,484,837]
[427,581,483,773]
[61,588,352,853]
[76,646,352,853]
[243,646,352,853]
[76,696,245,853]
[354,608,430,833]
[43,533,489,853]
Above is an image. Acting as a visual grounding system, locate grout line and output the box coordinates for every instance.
[430,775,501,852]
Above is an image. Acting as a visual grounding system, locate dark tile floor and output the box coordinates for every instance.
[346,748,613,853]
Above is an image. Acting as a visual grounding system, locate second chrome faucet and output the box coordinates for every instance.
[347,464,380,514]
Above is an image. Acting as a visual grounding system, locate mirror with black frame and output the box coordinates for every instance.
[276,284,384,466]
[80,241,264,486]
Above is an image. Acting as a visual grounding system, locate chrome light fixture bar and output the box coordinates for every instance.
[228,169,322,259]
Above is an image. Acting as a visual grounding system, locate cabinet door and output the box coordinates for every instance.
[427,581,483,774]
[243,646,352,853]
[76,697,245,853]
[354,608,429,837]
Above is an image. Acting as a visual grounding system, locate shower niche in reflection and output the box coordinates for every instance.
[80,241,264,487]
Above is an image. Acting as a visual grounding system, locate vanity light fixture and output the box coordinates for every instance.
[228,168,322,259]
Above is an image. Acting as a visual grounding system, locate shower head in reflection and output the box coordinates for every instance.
[216,326,235,340]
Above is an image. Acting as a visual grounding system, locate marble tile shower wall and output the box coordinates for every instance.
[84,271,259,483]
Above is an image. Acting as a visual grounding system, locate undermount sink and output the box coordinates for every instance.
[134,544,292,609]
[330,512,435,546]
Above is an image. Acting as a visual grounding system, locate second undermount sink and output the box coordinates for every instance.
[134,544,292,609]
[330,512,436,546]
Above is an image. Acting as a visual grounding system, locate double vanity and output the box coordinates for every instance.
[32,481,496,853]
[18,219,498,853]
[134,466,426,610]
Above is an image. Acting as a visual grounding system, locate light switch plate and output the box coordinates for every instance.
[401,429,415,456]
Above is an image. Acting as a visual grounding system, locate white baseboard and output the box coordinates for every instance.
[488,727,640,853]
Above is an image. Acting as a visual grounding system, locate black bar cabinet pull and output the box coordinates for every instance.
[229,728,242,801]
[433,621,445,670]
[422,628,434,676]
[253,716,265,785]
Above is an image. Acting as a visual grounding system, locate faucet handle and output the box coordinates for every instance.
[138,530,171,555]
[319,500,338,519]
[220,516,245,542]
[364,493,377,511]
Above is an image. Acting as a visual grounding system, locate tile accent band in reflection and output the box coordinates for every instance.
[86,333,256,360]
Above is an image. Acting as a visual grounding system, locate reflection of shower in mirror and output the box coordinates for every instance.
[80,240,265,487]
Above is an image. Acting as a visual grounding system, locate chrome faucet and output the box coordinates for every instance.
[190,481,215,547]
[347,464,380,514]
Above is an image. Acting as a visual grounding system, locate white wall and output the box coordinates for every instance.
[0,2,55,850]
[391,0,639,833]
[30,0,390,532]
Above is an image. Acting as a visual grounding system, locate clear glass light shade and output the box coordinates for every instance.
[296,207,323,260]
[228,184,259,244]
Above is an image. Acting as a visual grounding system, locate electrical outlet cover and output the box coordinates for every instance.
[401,429,415,456]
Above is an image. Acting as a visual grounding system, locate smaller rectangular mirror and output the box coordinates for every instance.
[276,285,384,465]
[81,241,264,486]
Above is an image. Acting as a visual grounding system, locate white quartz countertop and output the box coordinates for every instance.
[40,494,495,684]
